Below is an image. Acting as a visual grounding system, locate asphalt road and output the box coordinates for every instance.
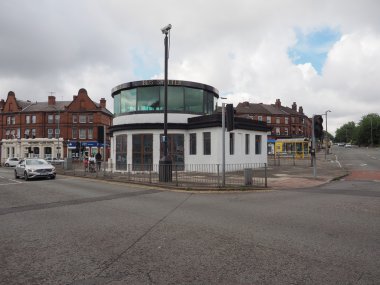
[0,149,379,284]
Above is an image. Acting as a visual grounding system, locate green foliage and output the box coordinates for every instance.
[356,113,380,146]
[334,113,380,146]
[335,121,356,143]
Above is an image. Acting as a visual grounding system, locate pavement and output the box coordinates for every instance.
[267,153,349,190]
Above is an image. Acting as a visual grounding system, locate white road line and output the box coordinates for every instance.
[334,155,342,168]
[0,181,23,186]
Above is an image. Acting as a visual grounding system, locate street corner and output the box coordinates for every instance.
[268,176,330,190]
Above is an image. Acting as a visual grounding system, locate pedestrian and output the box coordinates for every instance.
[83,154,89,172]
[95,151,102,171]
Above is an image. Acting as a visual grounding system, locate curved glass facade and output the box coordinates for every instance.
[112,80,218,116]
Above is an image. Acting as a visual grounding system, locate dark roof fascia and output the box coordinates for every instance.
[109,114,271,136]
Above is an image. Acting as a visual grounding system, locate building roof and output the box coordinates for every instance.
[236,101,307,118]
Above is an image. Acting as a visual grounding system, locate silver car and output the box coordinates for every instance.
[15,158,56,180]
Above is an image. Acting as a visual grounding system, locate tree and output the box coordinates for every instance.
[356,113,380,146]
[335,121,356,143]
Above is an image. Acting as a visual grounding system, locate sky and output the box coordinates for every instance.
[1,0,380,135]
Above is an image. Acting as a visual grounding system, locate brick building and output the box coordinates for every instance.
[235,99,312,153]
[0,88,113,164]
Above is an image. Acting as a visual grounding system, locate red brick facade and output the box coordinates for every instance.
[0,89,113,163]
[235,99,312,140]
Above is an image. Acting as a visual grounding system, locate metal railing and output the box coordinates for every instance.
[268,154,312,167]
[56,161,268,188]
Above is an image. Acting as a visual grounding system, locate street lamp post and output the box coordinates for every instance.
[159,24,172,182]
[220,97,227,187]
[324,110,331,159]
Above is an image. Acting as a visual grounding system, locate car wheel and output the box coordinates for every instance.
[51,175,56,179]
[24,171,29,181]
[5,163,9,167]
[14,170,19,179]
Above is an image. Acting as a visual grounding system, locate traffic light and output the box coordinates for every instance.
[314,115,324,140]
[226,104,234,132]
[97,126,104,143]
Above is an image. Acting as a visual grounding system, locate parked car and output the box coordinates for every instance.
[3,157,20,167]
[14,158,56,180]
[337,143,346,147]
[345,143,352,148]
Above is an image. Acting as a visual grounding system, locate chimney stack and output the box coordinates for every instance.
[292,102,297,111]
[275,99,281,108]
[100,98,106,109]
[48,96,56,105]
[0,99,4,111]
[299,106,303,114]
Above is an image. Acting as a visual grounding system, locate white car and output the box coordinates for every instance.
[3,157,20,167]
[14,158,56,180]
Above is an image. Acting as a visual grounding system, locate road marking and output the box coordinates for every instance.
[334,155,342,168]
[0,180,23,186]
[360,163,368,167]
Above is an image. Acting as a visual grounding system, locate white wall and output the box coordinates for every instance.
[110,127,268,170]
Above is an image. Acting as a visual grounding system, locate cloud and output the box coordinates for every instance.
[1,0,380,136]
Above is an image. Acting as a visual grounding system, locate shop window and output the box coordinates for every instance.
[116,134,128,170]
[132,134,153,170]
[160,134,184,170]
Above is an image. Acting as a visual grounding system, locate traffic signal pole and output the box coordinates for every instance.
[312,115,317,178]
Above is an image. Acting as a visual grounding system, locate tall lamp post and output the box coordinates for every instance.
[324,110,331,159]
[220,97,227,187]
[159,24,172,182]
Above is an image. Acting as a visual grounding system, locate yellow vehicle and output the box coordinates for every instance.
[274,138,310,159]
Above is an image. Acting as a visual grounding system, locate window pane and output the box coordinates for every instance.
[161,86,184,111]
[114,94,121,115]
[48,115,54,124]
[204,92,215,114]
[137,86,161,111]
[88,128,93,139]
[132,134,152,170]
[121,89,136,113]
[185,88,203,113]
[160,134,184,169]
[79,129,86,139]
[203,132,211,155]
[72,128,77,139]
[79,115,86,123]
[255,135,262,155]
[245,134,250,154]
[229,133,234,155]
[190,133,197,155]
[116,134,127,170]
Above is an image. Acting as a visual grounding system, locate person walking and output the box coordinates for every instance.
[95,151,102,171]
